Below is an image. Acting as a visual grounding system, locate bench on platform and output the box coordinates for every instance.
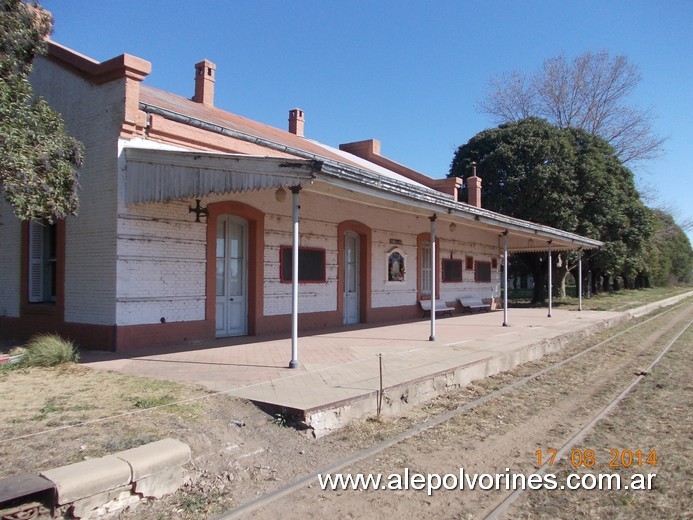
[457,297,491,313]
[419,300,455,317]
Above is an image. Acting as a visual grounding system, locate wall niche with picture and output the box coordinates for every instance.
[387,248,406,282]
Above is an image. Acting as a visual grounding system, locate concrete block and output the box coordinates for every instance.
[93,489,141,517]
[133,466,184,499]
[69,485,132,519]
[115,438,191,480]
[40,456,132,505]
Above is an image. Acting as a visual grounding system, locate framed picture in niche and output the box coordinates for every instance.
[387,248,406,282]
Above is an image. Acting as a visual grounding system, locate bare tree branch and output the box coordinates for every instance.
[478,51,665,166]
[477,70,535,123]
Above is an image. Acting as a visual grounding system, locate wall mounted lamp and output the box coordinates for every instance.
[275,186,287,202]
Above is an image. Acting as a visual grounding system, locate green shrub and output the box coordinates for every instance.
[133,395,176,409]
[8,346,27,357]
[22,334,79,367]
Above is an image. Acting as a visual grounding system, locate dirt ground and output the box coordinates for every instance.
[244,298,692,519]
[1,298,690,519]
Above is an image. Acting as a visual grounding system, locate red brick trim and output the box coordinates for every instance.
[46,41,151,85]
[114,321,208,353]
[0,316,115,351]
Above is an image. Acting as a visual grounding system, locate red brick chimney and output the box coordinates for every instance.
[193,60,215,106]
[288,108,305,137]
[468,162,482,208]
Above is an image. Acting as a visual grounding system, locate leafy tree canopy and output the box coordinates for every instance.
[449,117,652,300]
[0,0,83,222]
[643,209,693,285]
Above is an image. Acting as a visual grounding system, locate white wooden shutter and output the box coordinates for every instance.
[421,242,432,296]
[28,222,44,302]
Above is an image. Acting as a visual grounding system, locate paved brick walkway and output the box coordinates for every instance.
[81,308,625,409]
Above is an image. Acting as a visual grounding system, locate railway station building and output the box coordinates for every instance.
[0,42,601,352]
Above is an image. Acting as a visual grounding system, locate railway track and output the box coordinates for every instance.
[214,298,693,519]
[483,315,691,519]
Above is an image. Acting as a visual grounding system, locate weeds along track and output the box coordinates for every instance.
[216,298,693,519]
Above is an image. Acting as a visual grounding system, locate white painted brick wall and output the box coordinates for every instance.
[0,201,21,317]
[263,204,338,316]
[112,182,502,324]
[438,241,502,303]
[30,57,126,325]
[116,197,207,325]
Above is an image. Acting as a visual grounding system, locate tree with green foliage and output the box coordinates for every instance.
[642,209,693,286]
[449,118,652,303]
[567,128,652,292]
[0,0,83,223]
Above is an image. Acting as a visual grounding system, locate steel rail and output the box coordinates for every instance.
[483,317,691,520]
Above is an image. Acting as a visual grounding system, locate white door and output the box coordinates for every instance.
[344,231,360,325]
[215,216,248,337]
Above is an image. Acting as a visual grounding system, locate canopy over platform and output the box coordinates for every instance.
[124,148,320,204]
[124,146,602,253]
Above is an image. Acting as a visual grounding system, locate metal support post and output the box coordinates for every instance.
[289,185,302,368]
[547,241,553,318]
[503,231,509,327]
[578,249,583,311]
[429,214,437,341]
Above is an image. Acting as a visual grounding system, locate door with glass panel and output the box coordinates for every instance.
[215,216,248,337]
[343,231,360,325]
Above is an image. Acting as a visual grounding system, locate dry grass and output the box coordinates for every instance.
[509,285,692,311]
[21,333,80,367]
[0,364,216,476]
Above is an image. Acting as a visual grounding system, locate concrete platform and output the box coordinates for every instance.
[81,308,632,434]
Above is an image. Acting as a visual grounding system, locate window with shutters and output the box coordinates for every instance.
[420,241,431,295]
[28,221,57,303]
[417,233,439,299]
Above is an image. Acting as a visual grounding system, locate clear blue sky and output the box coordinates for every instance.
[41,0,692,240]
